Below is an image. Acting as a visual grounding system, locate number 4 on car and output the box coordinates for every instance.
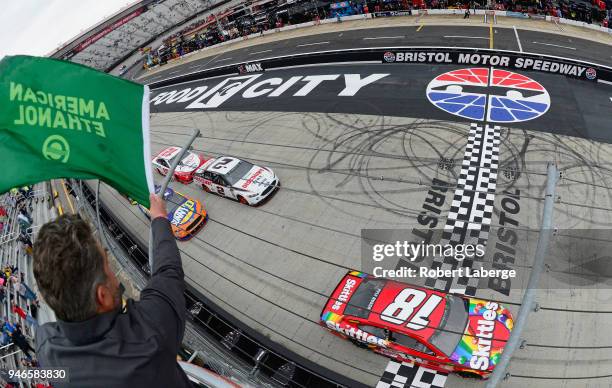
[193,156,279,206]
[320,271,514,379]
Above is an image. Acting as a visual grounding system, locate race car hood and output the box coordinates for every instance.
[449,298,513,372]
[234,165,275,194]
[169,198,203,230]
[321,271,367,316]
[176,152,203,174]
[320,272,391,348]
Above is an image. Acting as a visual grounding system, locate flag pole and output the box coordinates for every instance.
[148,128,200,273]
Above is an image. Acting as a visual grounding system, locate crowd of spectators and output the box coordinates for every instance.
[142,0,611,68]
[67,0,222,71]
[0,188,52,388]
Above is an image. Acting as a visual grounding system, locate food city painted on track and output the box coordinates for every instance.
[147,65,588,136]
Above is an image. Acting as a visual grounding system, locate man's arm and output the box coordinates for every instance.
[137,195,186,348]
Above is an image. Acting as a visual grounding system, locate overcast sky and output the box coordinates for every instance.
[0,0,135,59]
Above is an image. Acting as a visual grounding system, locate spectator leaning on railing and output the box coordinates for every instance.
[32,195,193,387]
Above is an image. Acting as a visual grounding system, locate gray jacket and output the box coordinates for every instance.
[35,217,193,388]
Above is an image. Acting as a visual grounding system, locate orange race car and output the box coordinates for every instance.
[139,186,207,240]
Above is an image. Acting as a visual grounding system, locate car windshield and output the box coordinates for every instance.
[429,295,469,356]
[181,152,199,168]
[224,160,254,186]
[163,190,184,214]
[163,153,178,167]
[344,278,385,319]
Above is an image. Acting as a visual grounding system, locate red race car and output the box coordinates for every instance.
[152,146,206,184]
[321,271,514,379]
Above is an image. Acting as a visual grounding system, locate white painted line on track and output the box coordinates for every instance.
[168,70,180,74]
[296,41,329,47]
[249,49,272,55]
[599,79,612,85]
[531,41,576,50]
[443,35,489,39]
[269,60,380,72]
[513,26,523,52]
[215,57,233,62]
[363,36,404,40]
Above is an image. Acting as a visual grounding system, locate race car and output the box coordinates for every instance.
[138,185,207,240]
[152,146,207,184]
[320,271,513,379]
[193,156,279,206]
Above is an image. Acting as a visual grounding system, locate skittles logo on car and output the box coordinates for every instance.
[450,299,513,371]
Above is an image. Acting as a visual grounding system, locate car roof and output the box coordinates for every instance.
[204,156,241,175]
[156,146,181,160]
[331,272,450,343]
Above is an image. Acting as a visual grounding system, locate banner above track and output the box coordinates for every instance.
[382,50,599,81]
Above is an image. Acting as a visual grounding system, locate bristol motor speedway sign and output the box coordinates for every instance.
[382,51,599,81]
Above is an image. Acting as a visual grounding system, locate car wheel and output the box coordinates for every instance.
[349,339,369,349]
[238,196,249,205]
[457,371,483,380]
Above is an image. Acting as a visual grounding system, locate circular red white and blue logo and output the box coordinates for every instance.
[585,67,596,80]
[426,68,551,123]
[383,51,396,63]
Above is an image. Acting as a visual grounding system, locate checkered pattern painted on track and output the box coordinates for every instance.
[425,123,501,296]
[376,361,448,388]
[376,123,502,388]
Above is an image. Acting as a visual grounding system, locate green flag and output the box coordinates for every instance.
[0,55,153,206]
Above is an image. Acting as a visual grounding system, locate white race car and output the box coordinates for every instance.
[152,146,206,184]
[194,156,279,205]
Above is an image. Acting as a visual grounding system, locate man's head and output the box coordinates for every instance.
[33,215,121,322]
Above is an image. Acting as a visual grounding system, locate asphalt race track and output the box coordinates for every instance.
[103,23,612,388]
[149,64,612,142]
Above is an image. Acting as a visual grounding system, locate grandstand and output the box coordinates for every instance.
[44,0,612,74]
[49,0,240,71]
[0,186,55,386]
